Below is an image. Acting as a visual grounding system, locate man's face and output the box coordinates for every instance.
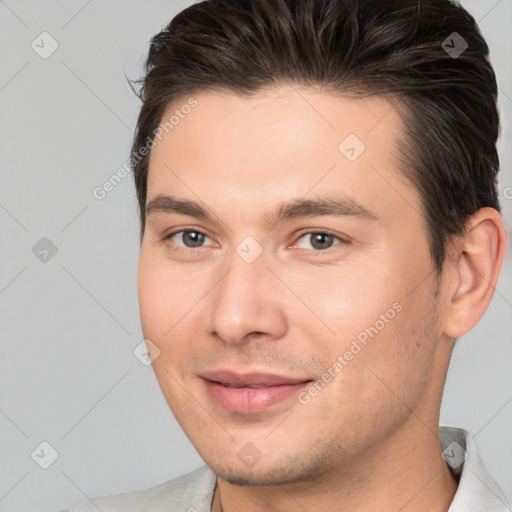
[137,87,448,484]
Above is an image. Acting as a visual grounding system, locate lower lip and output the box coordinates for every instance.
[202,379,311,414]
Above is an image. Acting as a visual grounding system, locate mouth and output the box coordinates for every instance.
[200,370,313,414]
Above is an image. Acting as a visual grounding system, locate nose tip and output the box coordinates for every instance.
[206,252,287,346]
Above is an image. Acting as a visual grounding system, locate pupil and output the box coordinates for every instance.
[184,231,205,247]
[311,233,333,250]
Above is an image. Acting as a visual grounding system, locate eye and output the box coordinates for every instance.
[165,229,215,248]
[294,231,345,251]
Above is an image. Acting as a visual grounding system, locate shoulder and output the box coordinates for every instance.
[58,465,216,512]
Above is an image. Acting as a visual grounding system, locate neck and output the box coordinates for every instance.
[211,419,458,512]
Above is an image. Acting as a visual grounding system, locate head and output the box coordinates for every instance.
[132,0,506,485]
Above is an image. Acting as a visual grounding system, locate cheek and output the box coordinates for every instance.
[137,255,197,406]
[336,292,438,418]
[293,255,436,393]
[137,250,209,368]
[300,306,437,452]
[285,259,399,347]
[137,251,181,341]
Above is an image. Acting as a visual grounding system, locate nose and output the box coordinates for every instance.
[206,247,288,346]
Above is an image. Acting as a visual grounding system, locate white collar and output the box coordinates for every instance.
[441,426,510,511]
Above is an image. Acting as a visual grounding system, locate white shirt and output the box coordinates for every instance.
[61,426,511,511]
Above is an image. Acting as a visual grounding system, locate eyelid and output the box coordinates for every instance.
[290,229,349,250]
[163,228,216,247]
[162,227,349,252]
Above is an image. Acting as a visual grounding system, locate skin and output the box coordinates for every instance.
[137,86,506,512]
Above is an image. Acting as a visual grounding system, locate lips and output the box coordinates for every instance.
[200,370,312,414]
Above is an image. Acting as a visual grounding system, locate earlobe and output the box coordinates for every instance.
[443,207,507,339]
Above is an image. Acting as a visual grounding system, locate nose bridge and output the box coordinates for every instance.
[207,241,286,344]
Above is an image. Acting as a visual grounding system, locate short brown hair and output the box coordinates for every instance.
[129,0,500,274]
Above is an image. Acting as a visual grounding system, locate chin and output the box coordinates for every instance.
[207,454,335,487]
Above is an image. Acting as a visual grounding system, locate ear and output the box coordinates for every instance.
[442,207,507,339]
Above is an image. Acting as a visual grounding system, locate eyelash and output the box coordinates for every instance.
[162,228,348,253]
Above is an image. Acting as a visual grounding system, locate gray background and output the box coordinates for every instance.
[0,1,511,511]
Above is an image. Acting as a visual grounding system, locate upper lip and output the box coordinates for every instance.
[200,370,312,388]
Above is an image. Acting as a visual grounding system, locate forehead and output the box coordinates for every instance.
[149,86,404,163]
[146,86,418,223]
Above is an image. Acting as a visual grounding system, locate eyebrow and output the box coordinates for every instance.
[145,193,379,225]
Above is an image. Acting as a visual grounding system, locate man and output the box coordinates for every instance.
[62,0,510,510]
